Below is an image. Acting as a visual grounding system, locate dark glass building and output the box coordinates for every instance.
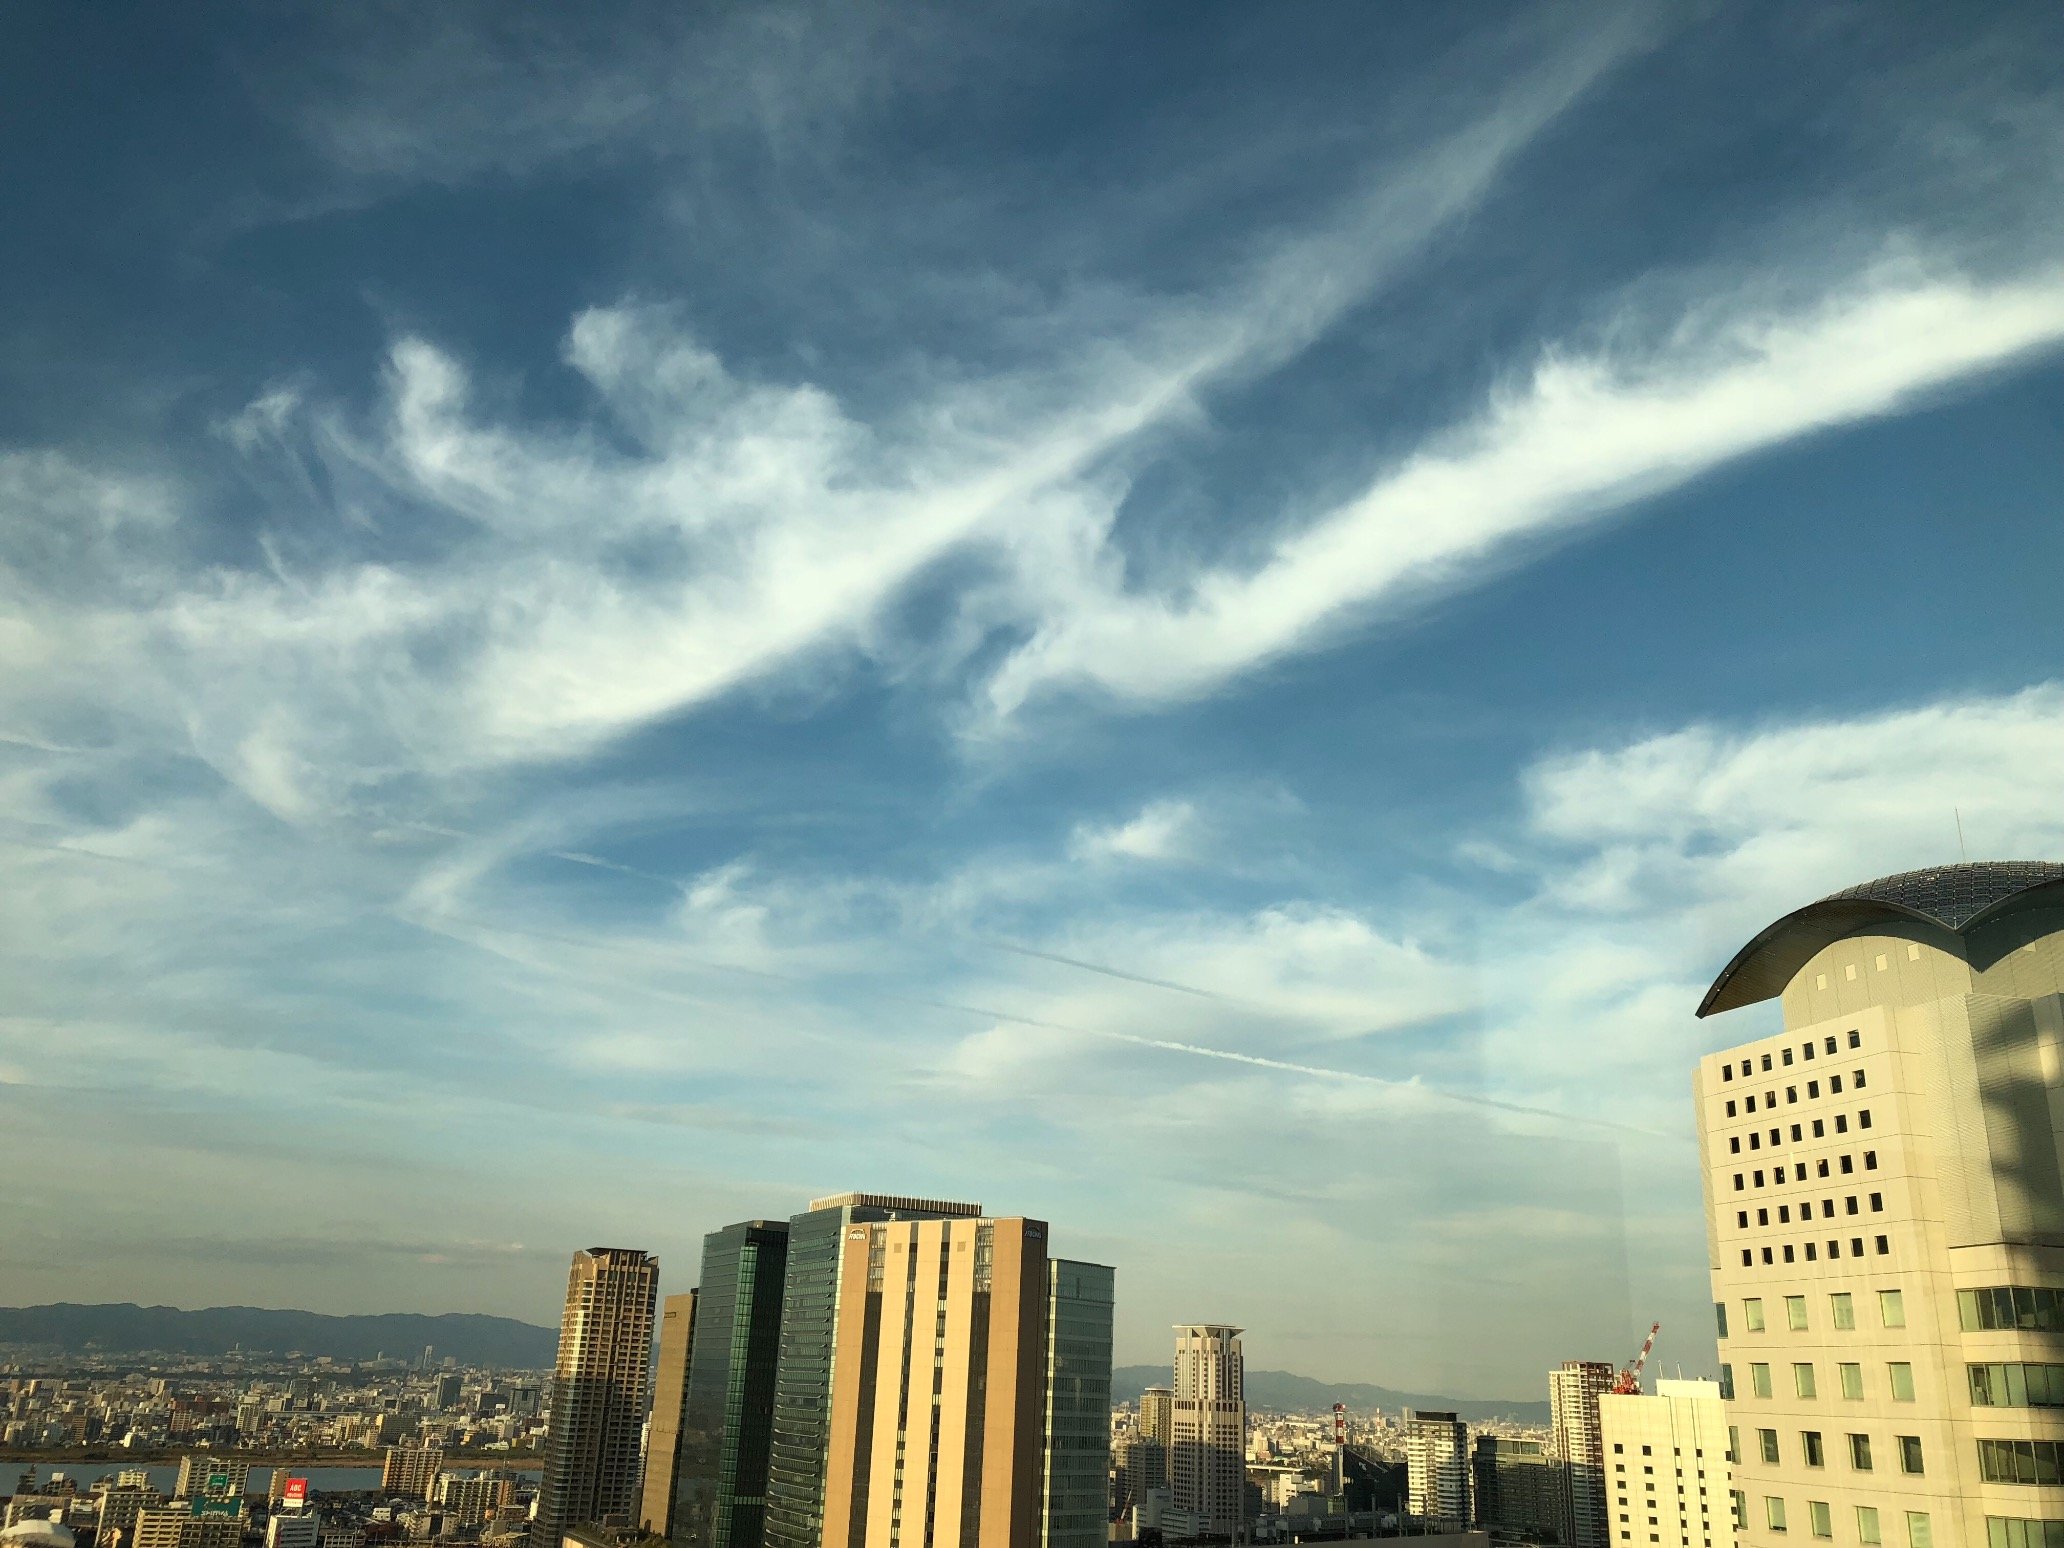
[673,1222,791,1548]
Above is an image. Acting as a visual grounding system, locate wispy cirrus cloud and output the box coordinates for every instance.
[979,267,2064,718]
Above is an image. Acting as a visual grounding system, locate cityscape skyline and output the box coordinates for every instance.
[5,0,2064,1403]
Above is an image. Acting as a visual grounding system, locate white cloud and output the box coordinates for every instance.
[979,268,2064,718]
[1069,799,1198,863]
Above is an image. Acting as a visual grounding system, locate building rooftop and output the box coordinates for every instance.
[806,1192,982,1216]
[1699,860,2064,1017]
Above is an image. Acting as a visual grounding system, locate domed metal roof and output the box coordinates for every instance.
[1699,860,2064,1017]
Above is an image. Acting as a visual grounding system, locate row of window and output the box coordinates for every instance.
[1721,1029,1865,1081]
[1736,1194,1886,1230]
[1753,1496,1930,1547]
[1739,1236,1892,1267]
[1722,1359,1917,1404]
[1733,1149,1879,1191]
[1730,1290,1901,1335]
[1963,1287,2064,1333]
[1971,1363,2064,1408]
[1731,1117,1880,1153]
[1979,1440,2064,1486]
[1736,1424,1922,1473]
[1992,1519,2064,1548]
[1725,1070,1868,1118]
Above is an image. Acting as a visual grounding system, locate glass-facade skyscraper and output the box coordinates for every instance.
[1041,1260,1115,1548]
[674,1222,790,1548]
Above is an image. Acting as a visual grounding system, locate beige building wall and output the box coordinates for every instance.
[641,1289,698,1535]
[132,1509,241,1548]
[1170,1324,1246,1539]
[1696,903,2064,1548]
[818,1215,1050,1548]
[1600,1380,1735,1548]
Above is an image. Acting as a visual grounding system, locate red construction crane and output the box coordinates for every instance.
[1613,1322,1661,1395]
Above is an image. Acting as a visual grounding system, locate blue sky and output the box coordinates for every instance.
[4,1,2064,1397]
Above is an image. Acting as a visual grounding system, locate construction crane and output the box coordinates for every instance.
[1612,1322,1661,1395]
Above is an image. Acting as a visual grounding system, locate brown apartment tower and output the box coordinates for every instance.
[536,1247,660,1544]
[643,1291,700,1538]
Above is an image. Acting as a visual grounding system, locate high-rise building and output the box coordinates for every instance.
[1168,1324,1246,1540]
[133,1508,241,1548]
[1599,1379,1733,1548]
[535,1247,660,1543]
[173,1460,249,1504]
[97,1486,165,1547]
[433,1473,512,1529]
[642,1290,700,1539]
[1139,1389,1174,1453]
[433,1373,462,1411]
[1041,1260,1115,1548]
[1694,861,2064,1548]
[1405,1410,1471,1530]
[1473,1436,1561,1540]
[266,1513,323,1548]
[1113,1434,1169,1518]
[1553,1361,1616,1548]
[381,1445,443,1501]
[762,1194,985,1548]
[674,1224,791,1548]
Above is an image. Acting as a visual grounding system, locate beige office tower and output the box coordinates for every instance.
[1405,1410,1471,1530]
[1169,1325,1247,1540]
[1694,862,2064,1548]
[1556,1361,1618,1548]
[1600,1380,1734,1548]
[536,1247,661,1543]
[800,1209,1106,1548]
[1140,1388,1174,1450]
[173,1459,250,1503]
[641,1290,699,1536]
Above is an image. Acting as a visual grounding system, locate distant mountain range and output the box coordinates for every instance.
[1112,1365,1547,1424]
[0,1304,556,1368]
[0,1305,1546,1418]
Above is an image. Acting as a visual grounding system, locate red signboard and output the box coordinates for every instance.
[281,1479,310,1508]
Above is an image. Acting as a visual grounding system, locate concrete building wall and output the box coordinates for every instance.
[1599,1380,1734,1548]
[1699,909,2064,1548]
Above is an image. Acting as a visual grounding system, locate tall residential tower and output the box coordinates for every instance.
[1695,862,2064,1548]
[1553,1360,1616,1548]
[1168,1325,1246,1541]
[535,1247,660,1544]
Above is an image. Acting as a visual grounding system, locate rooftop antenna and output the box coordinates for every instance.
[1955,808,1969,863]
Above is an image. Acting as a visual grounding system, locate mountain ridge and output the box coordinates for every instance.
[0,1305,1548,1418]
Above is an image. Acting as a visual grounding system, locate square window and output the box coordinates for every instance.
[1880,1290,1905,1327]
[1788,1086,1798,1103]
[1836,1115,1849,1133]
[1808,1081,1820,1097]
[1763,1247,1775,1264]
[1849,1030,1861,1047]
[1855,1071,1867,1089]
[1865,1150,1877,1169]
[1876,1234,1890,1255]
[1784,1244,1796,1262]
[1831,1292,1854,1329]
[1723,1064,1734,1082]
[1751,1364,1773,1399]
[1787,1295,1808,1329]
[1847,1196,1859,1215]
[1726,1100,1738,1117]
[1784,1049,1795,1066]
[1751,1133,1762,1150]
[1888,1363,1915,1402]
[1827,1035,1839,1052]
[1801,1430,1824,1466]
[1770,1131,1781,1148]
[1848,1434,1872,1471]
[1857,1508,1881,1546]
[1818,1159,1831,1177]
[1758,1428,1779,1463]
[1841,1155,1854,1174]
[1755,1170,1766,1186]
[1831,1075,1844,1094]
[1744,1299,1765,1331]
[1764,1054,1775,1070]
[1813,1119,1825,1137]
[1828,1239,1840,1257]
[1734,1174,1745,1191]
[1838,1363,1863,1400]
[1767,1497,1788,1533]
[1822,1199,1835,1218]
[1792,1124,1803,1141]
[1852,1236,1864,1256]
[1906,1517,1931,1548]
[1748,1094,1759,1113]
[1773,1159,1784,1176]
[1780,1205,1791,1223]
[1737,1210,1749,1228]
[1795,1363,1817,1399]
[1861,1108,1873,1128]
[1810,1501,1833,1538]
[1870,1192,1884,1211]
[1897,1436,1923,1475]
[1741,1250,1752,1266]
[1731,1137,1741,1153]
